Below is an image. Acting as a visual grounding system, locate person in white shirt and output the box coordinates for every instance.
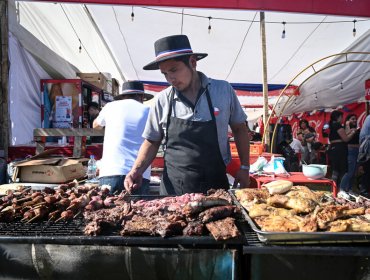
[289,137,305,154]
[93,81,153,194]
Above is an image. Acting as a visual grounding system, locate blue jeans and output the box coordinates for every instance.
[99,175,150,195]
[340,146,359,192]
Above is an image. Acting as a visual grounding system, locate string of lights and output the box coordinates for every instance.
[113,7,140,80]
[60,4,100,72]
[141,6,369,24]
[269,16,328,82]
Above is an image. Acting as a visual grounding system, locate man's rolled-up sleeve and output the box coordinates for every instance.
[142,98,164,142]
[228,84,247,124]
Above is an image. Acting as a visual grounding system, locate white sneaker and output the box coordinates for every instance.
[338,191,350,200]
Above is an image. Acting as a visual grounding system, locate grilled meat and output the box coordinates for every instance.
[248,203,296,218]
[317,205,365,229]
[267,195,317,213]
[121,215,156,236]
[198,206,236,223]
[183,221,205,236]
[205,217,240,241]
[254,215,301,232]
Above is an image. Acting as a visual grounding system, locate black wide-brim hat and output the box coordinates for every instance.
[143,35,208,70]
[114,81,154,101]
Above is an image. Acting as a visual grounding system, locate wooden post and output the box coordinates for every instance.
[260,12,270,149]
[0,0,9,159]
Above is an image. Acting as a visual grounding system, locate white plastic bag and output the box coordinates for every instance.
[250,157,268,173]
[262,156,287,174]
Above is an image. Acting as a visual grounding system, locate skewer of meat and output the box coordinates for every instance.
[21,210,35,222]
[55,210,74,222]
[26,206,49,223]
[48,210,61,221]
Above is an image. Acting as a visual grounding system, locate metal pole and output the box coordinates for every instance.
[260,12,270,149]
[0,0,9,159]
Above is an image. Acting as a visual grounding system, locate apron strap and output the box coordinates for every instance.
[164,88,175,151]
[164,86,217,150]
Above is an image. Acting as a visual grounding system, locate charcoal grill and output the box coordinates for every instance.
[0,217,246,246]
[0,194,246,246]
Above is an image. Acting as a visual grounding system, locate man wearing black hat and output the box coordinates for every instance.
[93,81,153,194]
[124,35,250,195]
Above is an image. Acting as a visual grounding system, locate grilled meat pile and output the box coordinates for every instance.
[235,185,370,233]
[0,185,241,241]
[0,181,113,223]
[84,189,241,241]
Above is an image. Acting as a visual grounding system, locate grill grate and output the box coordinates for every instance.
[0,219,86,236]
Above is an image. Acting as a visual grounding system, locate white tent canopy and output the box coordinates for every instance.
[7,0,370,144]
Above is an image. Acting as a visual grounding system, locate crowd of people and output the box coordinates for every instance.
[328,111,369,198]
[283,112,369,198]
[248,112,370,198]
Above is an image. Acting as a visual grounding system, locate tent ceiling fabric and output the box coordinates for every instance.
[35,0,370,18]
[279,29,370,116]
[11,1,370,113]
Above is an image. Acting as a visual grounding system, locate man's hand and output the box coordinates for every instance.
[233,169,250,188]
[124,170,143,194]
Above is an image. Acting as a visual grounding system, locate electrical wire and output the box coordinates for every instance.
[269,16,328,82]
[60,4,100,72]
[141,6,370,24]
[112,6,139,80]
[225,12,257,80]
[83,4,127,82]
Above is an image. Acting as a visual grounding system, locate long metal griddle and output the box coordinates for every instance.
[229,190,370,245]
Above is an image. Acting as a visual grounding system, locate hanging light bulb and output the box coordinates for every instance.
[281,22,286,39]
[78,39,82,53]
[352,19,357,37]
[340,82,343,90]
[314,92,318,101]
[131,6,135,22]
[208,17,212,34]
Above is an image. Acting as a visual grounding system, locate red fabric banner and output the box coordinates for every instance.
[365,79,370,101]
[275,102,366,143]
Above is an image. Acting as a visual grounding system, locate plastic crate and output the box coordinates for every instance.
[230,142,264,156]
[250,143,264,155]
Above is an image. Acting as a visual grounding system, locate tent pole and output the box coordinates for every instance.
[0,0,9,159]
[259,12,270,150]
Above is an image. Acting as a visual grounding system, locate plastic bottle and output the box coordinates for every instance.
[87,155,97,181]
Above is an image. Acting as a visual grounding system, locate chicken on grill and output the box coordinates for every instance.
[267,195,317,213]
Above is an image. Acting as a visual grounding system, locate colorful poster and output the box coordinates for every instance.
[55,96,72,123]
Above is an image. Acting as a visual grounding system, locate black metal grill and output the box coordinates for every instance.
[0,218,246,246]
[0,219,85,236]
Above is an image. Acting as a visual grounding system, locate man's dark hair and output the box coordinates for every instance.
[88,102,99,110]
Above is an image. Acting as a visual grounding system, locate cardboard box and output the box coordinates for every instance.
[112,78,120,96]
[13,158,86,184]
[77,72,109,91]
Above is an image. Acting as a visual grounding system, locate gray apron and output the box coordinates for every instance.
[160,87,229,195]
